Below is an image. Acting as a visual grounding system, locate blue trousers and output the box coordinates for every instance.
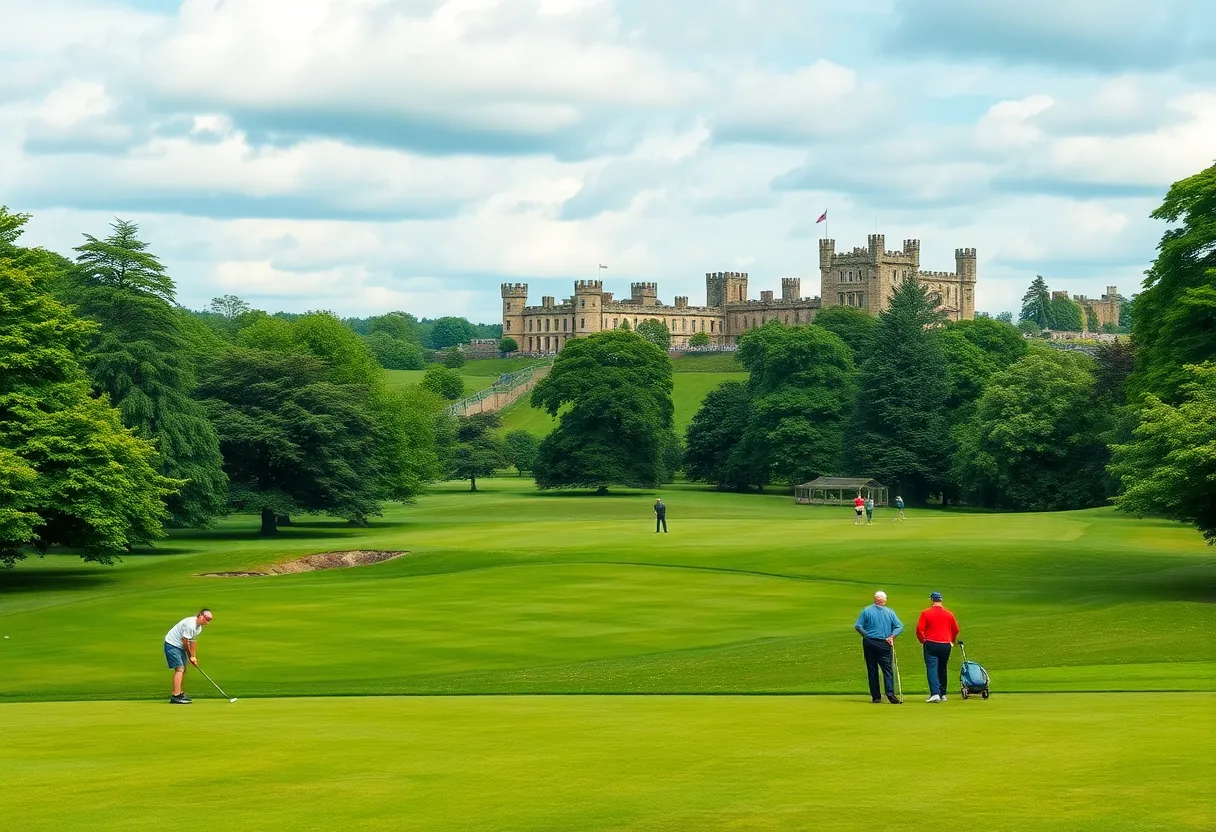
[923,641,952,696]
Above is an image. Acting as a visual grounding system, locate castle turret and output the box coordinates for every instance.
[574,279,603,336]
[630,282,659,307]
[868,234,885,263]
[903,239,921,269]
[955,248,977,320]
[501,283,527,343]
[724,271,748,304]
[760,290,774,304]
[781,277,801,301]
[819,239,836,308]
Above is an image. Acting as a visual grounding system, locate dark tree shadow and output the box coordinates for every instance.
[0,568,118,594]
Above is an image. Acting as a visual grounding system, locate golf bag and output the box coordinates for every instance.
[957,641,990,700]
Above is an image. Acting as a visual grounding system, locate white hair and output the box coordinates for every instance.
[874,590,887,601]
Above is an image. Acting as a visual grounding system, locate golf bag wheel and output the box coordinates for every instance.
[981,689,990,699]
[961,688,969,700]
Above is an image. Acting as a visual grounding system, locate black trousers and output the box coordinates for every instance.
[655,515,667,532]
[923,641,952,696]
[862,637,895,699]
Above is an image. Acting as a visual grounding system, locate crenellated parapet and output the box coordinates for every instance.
[575,279,603,293]
[501,282,528,298]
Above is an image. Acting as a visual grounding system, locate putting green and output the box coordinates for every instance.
[3,695,1212,831]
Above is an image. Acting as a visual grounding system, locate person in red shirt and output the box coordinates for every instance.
[853,493,865,526]
[916,591,960,702]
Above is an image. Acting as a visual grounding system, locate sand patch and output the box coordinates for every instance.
[196,550,407,577]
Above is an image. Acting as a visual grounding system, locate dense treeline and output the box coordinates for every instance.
[0,209,457,565]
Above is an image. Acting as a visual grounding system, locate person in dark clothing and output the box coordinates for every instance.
[654,499,667,533]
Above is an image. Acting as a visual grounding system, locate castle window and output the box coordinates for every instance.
[563,319,568,331]
[838,293,844,305]
[545,319,550,332]
[710,320,715,332]
[613,318,617,328]
[795,311,800,323]
[506,321,512,331]
[528,319,533,332]
[580,299,585,308]
[580,318,585,328]
[701,320,705,332]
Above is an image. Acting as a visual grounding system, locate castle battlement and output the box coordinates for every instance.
[918,270,959,280]
[575,279,603,292]
[501,283,528,297]
[955,248,977,259]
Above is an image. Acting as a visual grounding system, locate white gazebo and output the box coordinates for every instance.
[795,477,888,507]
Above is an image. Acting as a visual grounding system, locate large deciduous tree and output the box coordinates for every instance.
[737,323,855,485]
[635,318,671,351]
[848,278,951,503]
[684,380,762,490]
[63,219,228,527]
[813,306,879,361]
[1131,163,1216,403]
[1110,363,1216,543]
[0,262,180,566]
[531,330,677,492]
[428,316,474,349]
[503,429,540,475]
[449,412,507,491]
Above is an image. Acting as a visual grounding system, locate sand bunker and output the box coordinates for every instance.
[197,550,406,577]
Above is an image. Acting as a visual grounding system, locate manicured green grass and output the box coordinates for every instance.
[4,694,1212,831]
[3,481,1213,830]
[384,370,499,395]
[500,372,746,436]
[385,358,542,397]
[671,351,744,372]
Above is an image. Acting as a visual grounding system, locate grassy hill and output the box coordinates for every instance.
[2,481,1213,830]
[385,357,543,397]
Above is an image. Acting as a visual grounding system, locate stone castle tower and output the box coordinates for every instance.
[818,235,975,321]
[501,283,528,341]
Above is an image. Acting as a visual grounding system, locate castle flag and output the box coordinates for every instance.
[816,210,827,224]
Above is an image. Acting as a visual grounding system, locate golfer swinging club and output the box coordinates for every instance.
[854,591,904,703]
[163,608,212,705]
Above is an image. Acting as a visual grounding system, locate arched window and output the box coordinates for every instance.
[528,319,533,332]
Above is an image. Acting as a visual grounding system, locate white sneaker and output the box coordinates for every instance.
[940,695,947,701]
[926,695,941,703]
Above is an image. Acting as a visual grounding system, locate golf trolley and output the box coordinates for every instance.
[957,640,990,700]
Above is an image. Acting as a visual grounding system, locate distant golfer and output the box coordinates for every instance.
[893,495,906,522]
[864,496,875,525]
[916,592,960,703]
[654,498,667,533]
[854,591,904,703]
[164,609,212,705]
[853,493,865,526]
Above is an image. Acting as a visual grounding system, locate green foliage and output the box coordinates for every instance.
[1049,296,1084,331]
[364,331,426,370]
[422,366,465,400]
[813,306,879,360]
[684,381,761,490]
[955,352,1109,511]
[60,221,228,527]
[1019,275,1052,329]
[369,312,420,342]
[237,315,297,353]
[503,429,541,474]
[0,263,180,565]
[635,318,671,351]
[428,316,474,349]
[849,278,950,503]
[1131,163,1216,403]
[208,295,250,319]
[996,311,1014,324]
[499,337,519,354]
[737,323,856,485]
[687,330,710,347]
[531,330,676,491]
[618,318,631,331]
[449,412,507,490]
[197,349,385,534]
[1111,363,1216,543]
[442,347,466,368]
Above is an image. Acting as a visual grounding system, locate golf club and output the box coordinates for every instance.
[194,664,238,702]
[892,643,904,703]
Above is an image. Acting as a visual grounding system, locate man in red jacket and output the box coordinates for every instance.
[916,591,960,702]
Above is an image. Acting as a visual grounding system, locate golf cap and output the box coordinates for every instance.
[930,592,943,602]
[201,610,213,621]
[874,590,887,601]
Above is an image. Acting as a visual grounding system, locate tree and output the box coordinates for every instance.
[618,318,631,331]
[1111,363,1216,543]
[368,312,420,342]
[197,349,386,535]
[1019,275,1052,329]
[422,366,465,400]
[813,306,879,360]
[442,347,466,368]
[365,331,426,370]
[954,352,1109,511]
[62,220,228,527]
[687,330,710,347]
[429,316,473,349]
[1131,163,1216,403]
[208,295,251,319]
[499,337,519,354]
[0,262,180,566]
[636,318,671,351]
[737,323,856,485]
[1049,296,1084,331]
[531,330,676,491]
[848,278,951,503]
[449,412,507,491]
[685,381,762,490]
[996,311,1014,324]
[503,429,540,475]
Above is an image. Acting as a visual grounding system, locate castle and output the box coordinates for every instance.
[503,235,977,352]
[1052,287,1121,331]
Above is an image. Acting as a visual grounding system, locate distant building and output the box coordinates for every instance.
[502,234,977,353]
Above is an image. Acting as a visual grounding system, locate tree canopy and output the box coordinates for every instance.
[636,318,671,351]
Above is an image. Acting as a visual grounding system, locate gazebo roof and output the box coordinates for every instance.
[798,477,885,488]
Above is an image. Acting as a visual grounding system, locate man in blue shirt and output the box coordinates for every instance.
[854,590,905,703]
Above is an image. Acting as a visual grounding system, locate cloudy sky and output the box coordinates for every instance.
[3,0,1213,322]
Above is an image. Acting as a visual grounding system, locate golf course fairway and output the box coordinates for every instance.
[3,481,1213,830]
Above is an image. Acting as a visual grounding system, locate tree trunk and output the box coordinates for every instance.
[277,514,292,526]
[259,508,278,536]
[470,476,477,492]
[596,485,609,495]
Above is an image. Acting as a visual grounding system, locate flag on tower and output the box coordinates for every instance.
[816,210,828,224]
